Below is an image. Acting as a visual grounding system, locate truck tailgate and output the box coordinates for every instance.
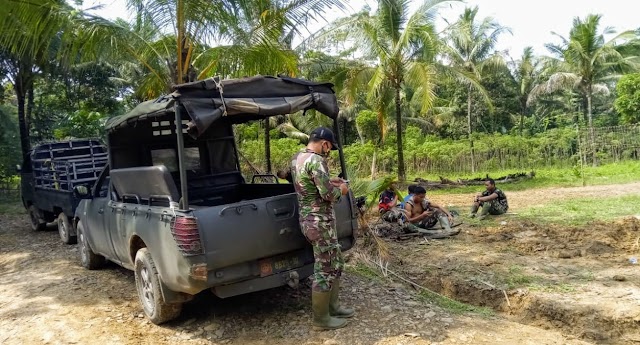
[193,193,356,271]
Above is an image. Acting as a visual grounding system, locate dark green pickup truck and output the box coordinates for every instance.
[73,76,358,324]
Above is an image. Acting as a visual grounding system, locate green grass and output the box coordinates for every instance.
[519,194,640,225]
[418,290,494,317]
[404,160,640,195]
[0,198,24,215]
[503,265,539,289]
[346,262,383,281]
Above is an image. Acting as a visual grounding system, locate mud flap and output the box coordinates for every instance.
[158,279,194,304]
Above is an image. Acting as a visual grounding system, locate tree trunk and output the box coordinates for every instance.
[264,120,271,173]
[341,117,348,145]
[519,101,526,136]
[355,123,365,144]
[394,86,405,181]
[370,150,377,180]
[518,102,526,167]
[586,91,597,166]
[467,85,476,173]
[14,74,31,160]
[26,81,34,134]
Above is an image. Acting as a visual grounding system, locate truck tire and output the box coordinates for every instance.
[134,248,182,324]
[28,205,47,231]
[57,213,77,244]
[77,220,105,270]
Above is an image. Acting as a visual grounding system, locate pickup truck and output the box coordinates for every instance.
[73,76,358,324]
[19,139,107,244]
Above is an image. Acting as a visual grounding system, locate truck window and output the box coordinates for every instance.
[151,147,200,173]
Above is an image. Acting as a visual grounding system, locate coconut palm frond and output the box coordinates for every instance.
[277,122,310,144]
[527,72,580,106]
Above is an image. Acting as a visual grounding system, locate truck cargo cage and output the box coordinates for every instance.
[31,139,108,192]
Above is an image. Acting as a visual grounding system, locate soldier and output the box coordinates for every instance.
[404,186,458,237]
[290,127,354,331]
[470,178,509,219]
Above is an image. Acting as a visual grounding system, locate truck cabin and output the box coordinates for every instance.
[105,75,346,210]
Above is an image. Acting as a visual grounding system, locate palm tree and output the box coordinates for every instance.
[0,0,139,156]
[123,0,346,97]
[511,47,540,136]
[338,0,452,181]
[442,6,509,173]
[0,0,78,157]
[528,14,639,136]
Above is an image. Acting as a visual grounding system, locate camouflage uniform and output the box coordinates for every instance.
[474,188,509,216]
[291,149,344,293]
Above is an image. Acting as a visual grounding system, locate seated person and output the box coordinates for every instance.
[378,183,405,223]
[404,186,455,233]
[378,183,398,214]
[470,179,508,219]
[276,169,293,183]
[400,184,418,208]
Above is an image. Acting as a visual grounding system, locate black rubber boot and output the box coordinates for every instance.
[312,291,348,330]
[329,279,355,318]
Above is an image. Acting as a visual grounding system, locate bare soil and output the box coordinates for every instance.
[0,213,590,345]
[437,181,640,210]
[388,182,640,344]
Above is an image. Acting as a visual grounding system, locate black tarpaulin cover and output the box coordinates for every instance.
[105,75,339,138]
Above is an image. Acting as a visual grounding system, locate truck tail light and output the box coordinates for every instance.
[170,216,203,256]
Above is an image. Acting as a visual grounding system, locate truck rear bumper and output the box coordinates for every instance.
[211,263,314,298]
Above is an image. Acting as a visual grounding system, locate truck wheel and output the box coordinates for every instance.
[28,205,47,231]
[77,220,105,270]
[134,248,182,324]
[57,213,77,244]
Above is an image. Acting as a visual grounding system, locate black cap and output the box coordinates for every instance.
[309,127,340,150]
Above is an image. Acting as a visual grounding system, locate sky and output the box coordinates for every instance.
[81,0,638,59]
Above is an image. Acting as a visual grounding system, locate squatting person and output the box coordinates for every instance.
[290,127,354,330]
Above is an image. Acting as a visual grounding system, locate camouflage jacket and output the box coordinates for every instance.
[482,188,508,209]
[291,149,342,221]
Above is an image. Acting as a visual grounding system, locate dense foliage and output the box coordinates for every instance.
[1,0,639,181]
[615,73,640,124]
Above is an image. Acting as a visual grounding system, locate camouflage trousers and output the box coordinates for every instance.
[409,208,446,229]
[471,200,508,217]
[301,218,344,292]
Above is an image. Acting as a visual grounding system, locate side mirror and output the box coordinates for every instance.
[16,164,22,173]
[73,185,91,199]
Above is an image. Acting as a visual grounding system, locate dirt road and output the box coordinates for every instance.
[0,213,590,345]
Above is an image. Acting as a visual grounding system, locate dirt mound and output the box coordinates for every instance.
[477,217,640,258]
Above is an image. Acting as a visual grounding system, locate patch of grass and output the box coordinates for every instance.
[418,290,494,317]
[575,270,596,282]
[407,160,640,195]
[346,262,382,281]
[518,194,640,226]
[504,265,540,289]
[0,199,24,215]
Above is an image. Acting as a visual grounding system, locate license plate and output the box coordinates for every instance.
[258,254,302,277]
